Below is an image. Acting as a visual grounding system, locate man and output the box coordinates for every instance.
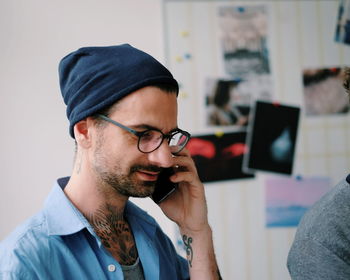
[287,67,350,279]
[0,44,221,279]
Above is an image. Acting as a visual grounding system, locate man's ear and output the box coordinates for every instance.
[73,118,95,148]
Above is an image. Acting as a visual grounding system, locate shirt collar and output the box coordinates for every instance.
[44,177,157,237]
[125,201,158,239]
[44,177,90,236]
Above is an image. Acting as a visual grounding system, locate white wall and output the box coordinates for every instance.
[0,0,174,240]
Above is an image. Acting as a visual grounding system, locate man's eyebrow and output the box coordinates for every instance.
[129,123,179,133]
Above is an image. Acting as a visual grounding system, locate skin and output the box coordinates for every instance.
[64,86,221,279]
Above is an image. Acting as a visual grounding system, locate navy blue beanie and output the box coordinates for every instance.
[59,44,179,138]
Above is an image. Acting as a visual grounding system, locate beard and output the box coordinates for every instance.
[92,133,161,198]
[97,164,160,198]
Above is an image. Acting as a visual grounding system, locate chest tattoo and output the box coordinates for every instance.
[88,204,138,265]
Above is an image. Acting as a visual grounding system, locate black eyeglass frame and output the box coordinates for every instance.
[96,114,191,154]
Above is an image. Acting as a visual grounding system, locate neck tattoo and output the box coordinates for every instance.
[87,203,138,265]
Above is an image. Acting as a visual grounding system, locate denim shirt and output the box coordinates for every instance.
[0,177,189,280]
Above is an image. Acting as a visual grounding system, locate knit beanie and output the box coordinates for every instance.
[58,44,178,138]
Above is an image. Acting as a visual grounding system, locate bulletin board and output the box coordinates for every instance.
[163,1,350,279]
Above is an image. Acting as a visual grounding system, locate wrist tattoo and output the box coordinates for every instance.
[182,234,193,267]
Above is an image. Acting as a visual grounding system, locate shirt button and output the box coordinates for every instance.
[108,264,116,272]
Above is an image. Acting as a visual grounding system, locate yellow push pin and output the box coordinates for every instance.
[179,91,188,99]
[175,56,183,63]
[180,31,189,37]
[215,130,224,138]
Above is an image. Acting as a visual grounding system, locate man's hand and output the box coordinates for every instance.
[159,148,222,280]
[158,148,207,232]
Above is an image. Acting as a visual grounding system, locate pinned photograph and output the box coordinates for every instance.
[335,0,350,45]
[217,5,270,78]
[205,77,272,128]
[243,100,300,175]
[265,176,331,227]
[187,132,254,183]
[205,78,250,127]
[303,67,349,116]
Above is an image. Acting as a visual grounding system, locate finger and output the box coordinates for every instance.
[173,149,194,166]
[171,168,201,185]
[172,156,197,174]
[173,164,188,173]
[174,147,191,157]
[171,173,205,200]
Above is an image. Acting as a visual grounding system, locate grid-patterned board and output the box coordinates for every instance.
[164,1,350,279]
[298,117,350,178]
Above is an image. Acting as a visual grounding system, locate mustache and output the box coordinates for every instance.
[130,165,163,173]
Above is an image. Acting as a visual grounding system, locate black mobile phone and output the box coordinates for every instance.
[151,168,178,204]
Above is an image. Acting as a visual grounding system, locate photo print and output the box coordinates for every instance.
[303,67,349,116]
[335,0,350,45]
[187,132,254,183]
[243,100,300,175]
[205,77,272,128]
[265,176,331,227]
[217,5,270,78]
[205,78,250,127]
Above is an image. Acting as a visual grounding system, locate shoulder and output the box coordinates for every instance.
[297,178,350,239]
[1,212,47,251]
[0,212,53,275]
[287,177,350,277]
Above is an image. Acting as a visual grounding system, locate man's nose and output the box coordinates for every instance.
[147,140,174,168]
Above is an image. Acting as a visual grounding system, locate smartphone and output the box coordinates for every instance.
[151,168,178,204]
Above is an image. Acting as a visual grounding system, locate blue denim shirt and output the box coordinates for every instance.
[0,177,189,280]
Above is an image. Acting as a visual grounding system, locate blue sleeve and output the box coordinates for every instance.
[177,254,190,280]
[155,227,190,280]
[0,245,39,280]
[0,272,35,280]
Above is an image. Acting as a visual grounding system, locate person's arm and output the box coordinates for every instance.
[159,148,222,280]
[181,224,221,279]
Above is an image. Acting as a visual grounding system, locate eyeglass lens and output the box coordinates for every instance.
[139,130,188,153]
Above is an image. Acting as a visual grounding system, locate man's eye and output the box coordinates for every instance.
[141,130,156,141]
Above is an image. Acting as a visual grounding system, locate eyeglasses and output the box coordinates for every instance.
[96,114,191,154]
